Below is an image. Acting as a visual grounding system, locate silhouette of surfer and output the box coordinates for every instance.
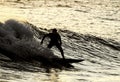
[41,28,65,59]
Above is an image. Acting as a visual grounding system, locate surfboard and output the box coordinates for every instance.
[52,58,84,63]
[51,58,84,68]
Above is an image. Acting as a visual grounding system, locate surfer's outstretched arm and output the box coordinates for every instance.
[41,34,48,44]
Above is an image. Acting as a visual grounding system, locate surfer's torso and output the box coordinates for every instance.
[47,33,61,44]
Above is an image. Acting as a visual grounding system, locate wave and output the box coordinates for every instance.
[0,19,120,70]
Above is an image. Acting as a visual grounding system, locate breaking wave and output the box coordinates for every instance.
[0,19,120,71]
[0,19,57,62]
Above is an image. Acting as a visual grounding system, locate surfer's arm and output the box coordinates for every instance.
[41,34,48,44]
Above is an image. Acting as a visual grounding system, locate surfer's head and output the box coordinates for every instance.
[52,28,57,33]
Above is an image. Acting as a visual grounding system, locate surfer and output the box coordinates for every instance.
[41,28,65,59]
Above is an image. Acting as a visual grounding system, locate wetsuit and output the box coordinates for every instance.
[41,32,65,59]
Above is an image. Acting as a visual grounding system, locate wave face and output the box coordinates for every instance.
[0,19,120,82]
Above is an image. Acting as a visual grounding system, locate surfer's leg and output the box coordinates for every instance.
[56,44,65,59]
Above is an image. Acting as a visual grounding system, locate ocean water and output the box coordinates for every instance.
[0,0,120,82]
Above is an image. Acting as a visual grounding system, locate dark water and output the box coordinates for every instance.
[0,19,120,82]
